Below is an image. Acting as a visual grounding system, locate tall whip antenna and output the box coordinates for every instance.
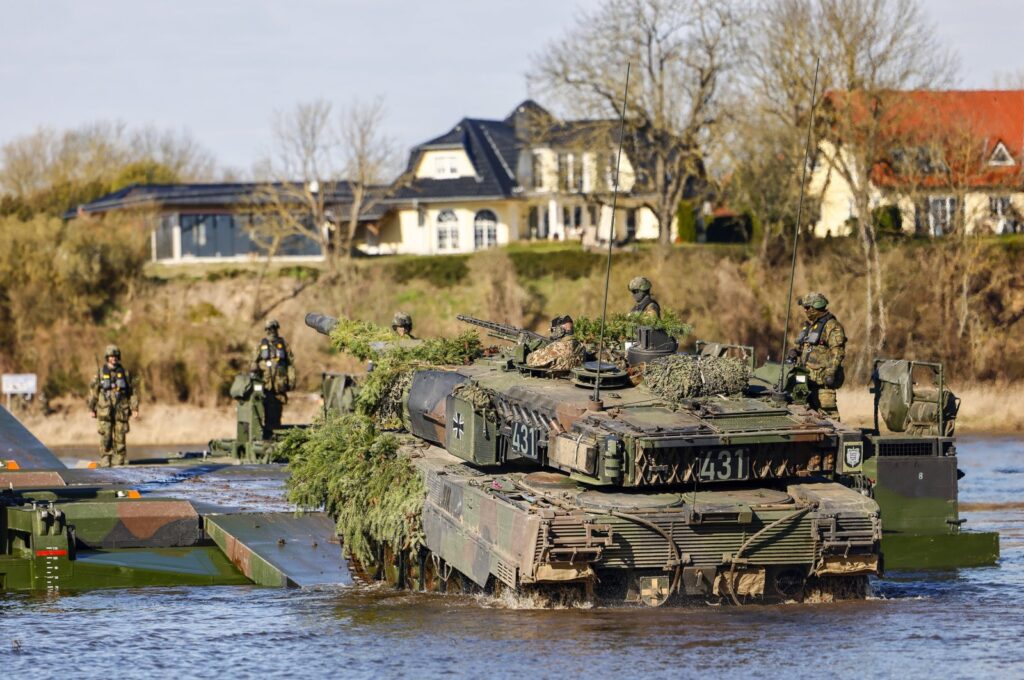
[592,62,631,408]
[777,57,820,391]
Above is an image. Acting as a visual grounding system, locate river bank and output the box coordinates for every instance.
[13,382,1023,449]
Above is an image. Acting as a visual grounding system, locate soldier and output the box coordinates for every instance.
[87,345,139,467]
[628,276,662,318]
[788,292,846,419]
[391,312,417,339]
[252,319,295,438]
[526,315,584,371]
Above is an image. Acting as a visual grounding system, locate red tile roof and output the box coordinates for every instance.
[828,90,1024,189]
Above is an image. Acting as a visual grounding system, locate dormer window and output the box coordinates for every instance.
[989,141,1014,167]
[434,155,460,177]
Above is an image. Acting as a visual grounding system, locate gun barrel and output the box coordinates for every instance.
[457,314,546,343]
[305,313,339,336]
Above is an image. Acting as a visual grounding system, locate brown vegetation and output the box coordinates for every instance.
[2,238,1022,424]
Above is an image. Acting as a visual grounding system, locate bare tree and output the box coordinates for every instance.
[530,0,741,244]
[735,0,956,371]
[338,97,399,257]
[254,98,400,270]
[253,99,341,270]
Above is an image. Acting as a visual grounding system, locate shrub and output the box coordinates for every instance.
[388,255,469,287]
[873,205,903,238]
[507,249,601,280]
[676,200,698,242]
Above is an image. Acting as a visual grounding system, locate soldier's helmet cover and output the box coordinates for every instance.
[628,276,652,293]
[392,312,413,330]
[104,344,121,358]
[550,315,574,328]
[265,319,280,332]
[798,292,828,310]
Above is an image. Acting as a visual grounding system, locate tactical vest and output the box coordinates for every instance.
[259,336,290,367]
[631,296,661,317]
[796,312,835,347]
[99,364,129,398]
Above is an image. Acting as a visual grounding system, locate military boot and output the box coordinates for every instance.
[99,453,113,468]
[112,451,128,466]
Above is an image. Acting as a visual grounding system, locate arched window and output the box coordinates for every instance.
[436,209,459,251]
[473,209,498,250]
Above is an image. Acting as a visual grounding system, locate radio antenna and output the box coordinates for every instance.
[592,62,631,409]
[777,57,820,391]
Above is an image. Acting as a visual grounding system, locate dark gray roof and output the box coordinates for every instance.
[68,182,371,219]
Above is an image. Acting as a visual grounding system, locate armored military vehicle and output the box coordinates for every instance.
[302,313,882,606]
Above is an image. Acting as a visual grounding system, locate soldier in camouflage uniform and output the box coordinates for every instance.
[526,315,584,371]
[788,292,846,419]
[629,277,662,318]
[251,319,295,438]
[391,312,417,339]
[87,345,139,467]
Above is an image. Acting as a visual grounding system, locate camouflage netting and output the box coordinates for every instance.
[281,412,425,567]
[574,311,692,346]
[328,317,483,428]
[644,354,750,401]
[283,317,483,564]
[452,381,498,422]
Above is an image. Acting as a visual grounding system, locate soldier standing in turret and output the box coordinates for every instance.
[788,292,846,419]
[628,277,662,318]
[391,312,417,339]
[251,319,295,438]
[526,315,584,371]
[87,345,139,467]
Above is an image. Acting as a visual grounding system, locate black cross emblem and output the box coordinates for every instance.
[452,412,465,440]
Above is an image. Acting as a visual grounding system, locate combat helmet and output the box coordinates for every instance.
[104,344,121,359]
[392,312,413,332]
[628,276,652,293]
[265,319,280,332]
[798,292,828,310]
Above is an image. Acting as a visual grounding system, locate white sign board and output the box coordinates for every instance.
[2,373,37,395]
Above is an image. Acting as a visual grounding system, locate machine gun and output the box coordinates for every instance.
[456,315,547,344]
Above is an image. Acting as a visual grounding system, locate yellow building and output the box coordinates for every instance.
[362,100,660,255]
[811,91,1024,238]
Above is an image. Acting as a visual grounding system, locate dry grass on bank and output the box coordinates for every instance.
[838,383,1024,434]
[18,394,324,448]
[14,383,1022,449]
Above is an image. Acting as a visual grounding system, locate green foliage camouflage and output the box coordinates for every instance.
[281,412,425,566]
[644,354,750,400]
[574,311,693,347]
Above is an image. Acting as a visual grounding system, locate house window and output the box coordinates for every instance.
[989,142,1014,167]
[473,210,498,250]
[436,209,459,251]
[433,155,459,178]
[417,205,427,227]
[558,153,569,191]
[926,196,957,236]
[531,152,544,189]
[990,195,1018,234]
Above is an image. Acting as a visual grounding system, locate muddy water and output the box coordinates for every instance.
[3,438,1023,679]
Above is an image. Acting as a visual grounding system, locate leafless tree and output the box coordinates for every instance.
[530,0,742,244]
[253,99,341,270]
[338,97,399,257]
[737,0,956,371]
[253,98,400,272]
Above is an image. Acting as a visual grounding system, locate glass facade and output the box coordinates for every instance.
[169,213,319,260]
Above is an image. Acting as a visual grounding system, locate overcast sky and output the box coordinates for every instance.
[1,0,1022,174]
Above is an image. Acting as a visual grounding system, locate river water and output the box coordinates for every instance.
[2,437,1022,679]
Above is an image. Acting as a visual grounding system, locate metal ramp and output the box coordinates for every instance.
[0,405,66,470]
[204,512,350,587]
